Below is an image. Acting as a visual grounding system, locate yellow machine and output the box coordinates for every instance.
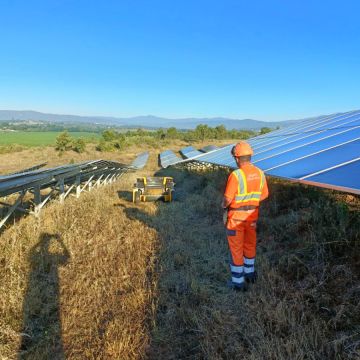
[132,176,175,203]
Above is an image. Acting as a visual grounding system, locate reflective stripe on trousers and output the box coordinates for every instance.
[226,222,257,264]
[244,257,255,277]
[227,222,257,284]
[230,263,244,286]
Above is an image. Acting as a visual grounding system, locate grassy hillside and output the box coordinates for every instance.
[0,144,359,359]
[0,131,99,147]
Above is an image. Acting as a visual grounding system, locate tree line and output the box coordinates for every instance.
[56,124,274,153]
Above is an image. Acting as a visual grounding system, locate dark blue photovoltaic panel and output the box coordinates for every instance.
[0,154,147,197]
[160,110,360,194]
[7,163,48,175]
[130,152,149,169]
[200,145,219,153]
[182,144,237,168]
[180,146,203,158]
[160,150,182,168]
[251,112,359,155]
[253,114,359,156]
[254,128,360,170]
[266,140,359,178]
[252,124,360,163]
[304,160,360,190]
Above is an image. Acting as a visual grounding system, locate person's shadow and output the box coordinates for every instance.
[18,233,70,360]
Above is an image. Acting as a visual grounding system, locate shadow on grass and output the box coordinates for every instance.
[124,166,360,359]
[117,190,133,202]
[18,233,70,360]
[124,166,232,359]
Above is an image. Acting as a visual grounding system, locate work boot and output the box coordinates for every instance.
[245,271,258,284]
[227,280,248,292]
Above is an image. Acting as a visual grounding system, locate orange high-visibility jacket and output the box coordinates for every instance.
[224,163,269,223]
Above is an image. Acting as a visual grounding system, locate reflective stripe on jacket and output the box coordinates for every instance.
[232,167,265,205]
[224,163,268,223]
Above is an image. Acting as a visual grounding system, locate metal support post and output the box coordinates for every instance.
[33,185,42,217]
[96,174,104,188]
[0,192,25,230]
[101,174,111,186]
[64,184,75,200]
[59,178,65,204]
[79,175,94,194]
[109,173,116,184]
[76,175,81,198]
[30,187,56,216]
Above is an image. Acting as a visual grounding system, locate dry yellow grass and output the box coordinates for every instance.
[0,144,147,174]
[0,140,228,175]
[0,152,161,359]
[0,142,359,359]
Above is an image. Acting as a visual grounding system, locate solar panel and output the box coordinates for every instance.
[130,152,149,169]
[0,160,130,197]
[160,150,182,168]
[6,162,48,175]
[250,111,359,155]
[300,158,360,193]
[0,152,150,229]
[200,145,219,153]
[160,110,360,194]
[179,146,203,158]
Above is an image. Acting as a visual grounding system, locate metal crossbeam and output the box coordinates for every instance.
[0,192,25,229]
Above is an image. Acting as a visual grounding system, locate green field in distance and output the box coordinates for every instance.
[0,131,100,147]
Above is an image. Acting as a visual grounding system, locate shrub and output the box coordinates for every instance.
[260,126,272,135]
[0,144,26,154]
[96,140,115,152]
[72,138,86,153]
[101,129,118,141]
[96,131,127,152]
[55,131,73,152]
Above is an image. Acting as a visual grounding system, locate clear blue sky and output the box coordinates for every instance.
[0,0,359,121]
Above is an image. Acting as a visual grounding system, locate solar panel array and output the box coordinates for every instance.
[200,145,219,153]
[7,162,48,175]
[159,150,183,168]
[160,110,360,194]
[180,146,203,158]
[0,152,149,229]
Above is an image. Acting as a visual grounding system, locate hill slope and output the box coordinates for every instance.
[0,110,303,130]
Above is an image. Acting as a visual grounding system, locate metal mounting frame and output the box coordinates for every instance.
[0,152,148,231]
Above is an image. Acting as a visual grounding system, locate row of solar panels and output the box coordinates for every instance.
[160,110,360,195]
[160,144,220,168]
[0,152,149,198]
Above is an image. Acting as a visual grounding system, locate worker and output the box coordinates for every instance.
[222,141,269,291]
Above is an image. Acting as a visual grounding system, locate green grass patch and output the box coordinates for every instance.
[0,131,100,147]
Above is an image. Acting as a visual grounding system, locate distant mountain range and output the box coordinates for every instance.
[0,110,305,130]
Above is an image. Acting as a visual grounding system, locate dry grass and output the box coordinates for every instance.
[139,168,360,359]
[0,153,161,359]
[0,142,359,359]
[0,140,228,175]
[0,144,147,175]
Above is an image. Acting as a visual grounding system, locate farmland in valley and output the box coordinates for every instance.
[0,131,100,147]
